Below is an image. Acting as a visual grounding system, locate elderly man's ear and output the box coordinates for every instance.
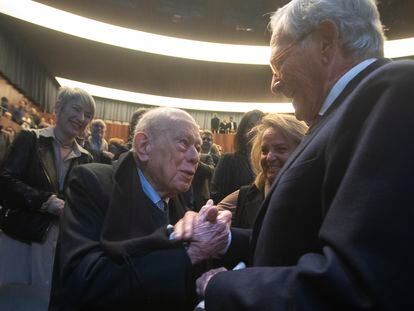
[134,132,151,161]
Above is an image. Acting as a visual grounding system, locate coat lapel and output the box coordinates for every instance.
[37,136,59,193]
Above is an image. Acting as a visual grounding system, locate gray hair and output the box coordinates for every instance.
[55,86,96,116]
[133,107,199,150]
[91,119,106,129]
[269,0,385,60]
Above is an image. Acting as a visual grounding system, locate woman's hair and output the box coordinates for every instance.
[269,0,385,60]
[234,110,265,154]
[250,113,308,191]
[55,86,96,116]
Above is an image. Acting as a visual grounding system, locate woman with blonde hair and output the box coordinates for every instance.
[218,113,307,228]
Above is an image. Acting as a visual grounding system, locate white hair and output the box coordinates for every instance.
[269,0,385,59]
[133,107,199,150]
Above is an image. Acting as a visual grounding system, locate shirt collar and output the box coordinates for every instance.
[319,58,377,116]
[137,168,170,205]
[39,126,88,158]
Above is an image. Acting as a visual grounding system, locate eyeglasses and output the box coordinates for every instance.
[202,137,212,142]
[270,31,312,93]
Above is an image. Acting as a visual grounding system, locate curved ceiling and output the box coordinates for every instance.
[0,0,413,111]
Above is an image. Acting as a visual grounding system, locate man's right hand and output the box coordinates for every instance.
[42,195,65,216]
[174,200,232,264]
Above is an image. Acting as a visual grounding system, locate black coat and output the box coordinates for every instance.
[0,129,92,238]
[206,60,414,310]
[211,152,254,203]
[49,152,196,310]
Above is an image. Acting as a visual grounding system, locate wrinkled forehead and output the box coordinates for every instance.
[160,119,200,141]
[270,32,292,58]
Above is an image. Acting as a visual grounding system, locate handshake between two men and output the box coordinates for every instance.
[173,199,233,297]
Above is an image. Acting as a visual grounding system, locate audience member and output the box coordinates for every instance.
[11,101,25,125]
[181,1,414,309]
[200,130,220,166]
[127,107,149,149]
[49,107,231,310]
[1,96,9,115]
[211,109,265,203]
[218,114,307,228]
[3,111,12,121]
[108,137,128,160]
[0,87,95,310]
[84,119,113,164]
[210,113,220,133]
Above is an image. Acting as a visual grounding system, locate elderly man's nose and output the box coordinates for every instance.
[271,75,282,94]
[188,146,199,164]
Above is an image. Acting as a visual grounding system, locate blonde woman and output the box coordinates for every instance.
[218,113,307,228]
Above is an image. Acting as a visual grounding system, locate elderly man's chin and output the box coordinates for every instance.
[292,100,312,122]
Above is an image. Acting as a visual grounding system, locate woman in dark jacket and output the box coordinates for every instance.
[210,110,265,203]
[217,114,307,228]
[0,87,95,310]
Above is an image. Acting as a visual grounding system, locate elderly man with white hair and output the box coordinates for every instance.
[49,107,231,310]
[173,0,414,310]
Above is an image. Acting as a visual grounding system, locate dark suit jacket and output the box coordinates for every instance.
[233,184,263,229]
[50,152,196,310]
[206,60,414,310]
[211,116,220,131]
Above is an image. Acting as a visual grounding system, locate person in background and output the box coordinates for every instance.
[186,0,414,309]
[211,109,265,203]
[210,113,220,134]
[108,137,128,161]
[49,107,231,311]
[1,96,9,115]
[11,100,26,125]
[218,114,307,228]
[127,107,150,149]
[227,116,237,134]
[218,118,228,134]
[0,87,95,311]
[84,119,113,164]
[200,130,220,166]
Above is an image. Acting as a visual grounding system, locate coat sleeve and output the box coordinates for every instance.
[54,165,196,309]
[0,130,53,210]
[205,62,414,310]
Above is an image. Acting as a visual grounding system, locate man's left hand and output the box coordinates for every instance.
[196,267,227,297]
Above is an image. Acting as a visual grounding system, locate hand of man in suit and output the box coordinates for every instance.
[174,199,232,264]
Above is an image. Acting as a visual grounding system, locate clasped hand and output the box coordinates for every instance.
[174,199,232,264]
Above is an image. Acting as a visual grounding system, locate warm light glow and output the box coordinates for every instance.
[1,0,413,65]
[56,77,294,113]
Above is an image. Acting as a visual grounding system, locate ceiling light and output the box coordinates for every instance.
[56,77,294,113]
[1,0,413,64]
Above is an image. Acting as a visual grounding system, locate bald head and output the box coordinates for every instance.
[133,107,201,197]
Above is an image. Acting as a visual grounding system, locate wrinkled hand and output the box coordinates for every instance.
[175,199,232,264]
[196,267,227,298]
[44,195,65,216]
[174,200,218,241]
